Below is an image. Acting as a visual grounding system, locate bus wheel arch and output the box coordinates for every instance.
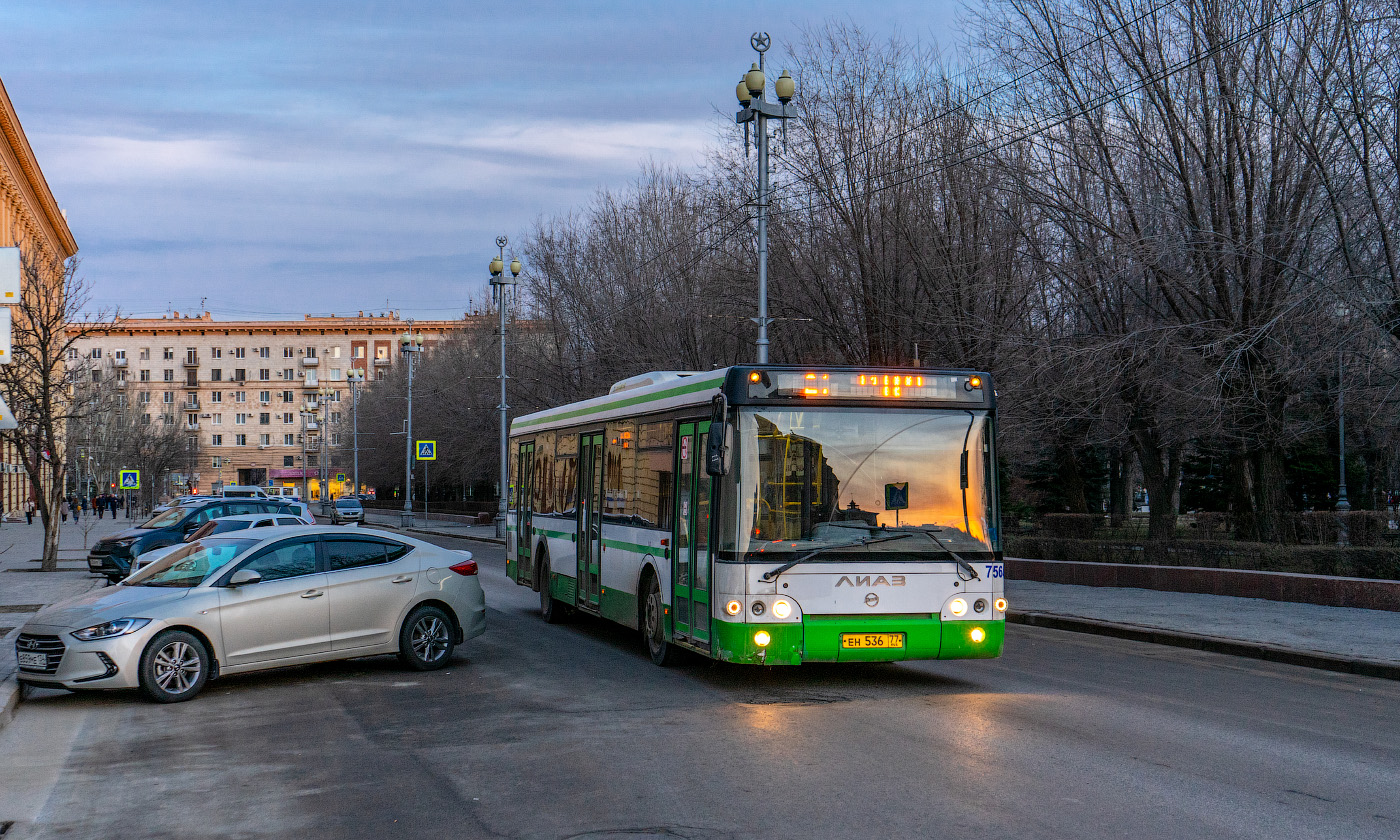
[639,563,674,666]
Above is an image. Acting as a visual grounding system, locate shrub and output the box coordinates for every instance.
[1040,513,1105,539]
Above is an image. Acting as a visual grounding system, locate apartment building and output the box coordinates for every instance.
[72,311,479,498]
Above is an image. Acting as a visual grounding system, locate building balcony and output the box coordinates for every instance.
[186,423,201,432]
[300,356,320,366]
[372,357,392,366]
[112,358,128,368]
[115,379,127,388]
[183,357,200,367]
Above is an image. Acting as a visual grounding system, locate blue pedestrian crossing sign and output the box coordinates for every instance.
[884,482,909,511]
[416,440,436,461]
[119,469,140,490]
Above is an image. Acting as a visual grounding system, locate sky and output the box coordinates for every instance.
[1,1,965,321]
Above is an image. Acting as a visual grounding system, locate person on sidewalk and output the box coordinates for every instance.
[25,498,35,525]
[74,496,84,521]
[96,494,105,519]
[60,498,69,523]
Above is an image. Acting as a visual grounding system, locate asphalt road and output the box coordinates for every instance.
[2,534,1397,840]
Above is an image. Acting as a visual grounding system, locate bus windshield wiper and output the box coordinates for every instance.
[917,528,981,581]
[760,533,915,582]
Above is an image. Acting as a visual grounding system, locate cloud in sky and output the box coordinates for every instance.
[0,0,964,320]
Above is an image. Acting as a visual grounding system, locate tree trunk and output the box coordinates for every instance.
[1056,445,1089,513]
[1251,448,1292,543]
[1134,438,1180,540]
[1108,446,1135,527]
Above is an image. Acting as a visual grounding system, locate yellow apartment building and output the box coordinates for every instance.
[72,311,480,498]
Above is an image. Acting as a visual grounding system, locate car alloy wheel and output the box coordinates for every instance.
[411,615,450,663]
[138,629,210,703]
[399,605,455,671]
[154,641,201,693]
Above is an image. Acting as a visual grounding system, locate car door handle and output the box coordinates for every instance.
[391,576,413,584]
[301,590,324,598]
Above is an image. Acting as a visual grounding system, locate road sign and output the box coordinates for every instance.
[884,482,909,511]
[416,440,436,461]
[335,473,346,482]
[119,469,140,490]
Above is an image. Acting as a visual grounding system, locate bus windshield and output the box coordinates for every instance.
[730,408,995,557]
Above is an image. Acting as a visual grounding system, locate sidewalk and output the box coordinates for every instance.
[1008,579,1400,679]
[0,514,130,730]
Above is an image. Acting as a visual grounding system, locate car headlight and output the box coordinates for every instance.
[71,618,151,641]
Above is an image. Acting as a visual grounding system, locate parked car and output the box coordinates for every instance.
[21,527,485,702]
[330,498,365,525]
[87,498,302,583]
[220,485,269,499]
[126,513,312,577]
[276,500,314,522]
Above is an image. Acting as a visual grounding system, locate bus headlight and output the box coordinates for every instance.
[772,599,792,619]
[995,598,1007,613]
[753,630,771,647]
[970,627,986,643]
[725,600,742,616]
[949,597,967,617]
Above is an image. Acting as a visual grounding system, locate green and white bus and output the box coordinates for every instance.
[506,366,1006,666]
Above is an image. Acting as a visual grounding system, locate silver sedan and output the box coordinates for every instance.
[14,526,485,702]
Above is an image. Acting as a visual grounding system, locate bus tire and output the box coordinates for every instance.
[539,553,567,624]
[642,572,674,666]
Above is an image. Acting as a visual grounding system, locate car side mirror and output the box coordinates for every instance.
[705,394,730,477]
[228,569,262,587]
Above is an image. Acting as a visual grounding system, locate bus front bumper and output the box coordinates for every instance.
[710,614,1004,665]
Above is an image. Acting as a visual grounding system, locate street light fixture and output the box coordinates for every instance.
[734,32,797,364]
[490,236,522,540]
[400,321,425,526]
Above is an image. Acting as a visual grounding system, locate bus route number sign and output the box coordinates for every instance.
[884,482,909,511]
[119,470,140,490]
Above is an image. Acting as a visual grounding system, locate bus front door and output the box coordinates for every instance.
[575,432,604,612]
[671,422,712,650]
[514,441,535,585]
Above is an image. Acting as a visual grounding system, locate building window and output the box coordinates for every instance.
[332,347,341,359]
[211,348,222,359]
[308,454,318,467]
[235,391,246,403]
[259,347,270,358]
[163,369,174,381]
[352,346,365,358]
[305,371,318,386]
[163,348,174,360]
[185,348,197,364]
[187,413,199,428]
[259,390,271,403]
[281,390,294,402]
[260,434,271,446]
[330,412,342,424]
[139,348,151,360]
[141,413,151,424]
[163,391,174,404]
[331,433,341,445]
[211,435,223,446]
[235,434,247,446]
[212,413,222,424]
[90,347,102,359]
[305,346,317,358]
[211,391,222,403]
[284,434,295,445]
[259,368,270,381]
[283,455,295,466]
[236,413,248,425]
[67,348,79,360]
[283,347,294,358]
[139,369,151,382]
[234,348,246,359]
[375,370,384,381]
[234,368,246,381]
[283,412,294,423]
[283,368,295,380]
[91,370,101,383]
[330,368,342,381]
[210,369,222,382]
[259,413,270,425]
[139,391,151,404]
[116,370,128,383]
[115,349,126,361]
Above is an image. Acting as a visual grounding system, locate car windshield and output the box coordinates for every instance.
[126,538,261,588]
[335,500,359,509]
[140,506,191,529]
[729,408,996,558]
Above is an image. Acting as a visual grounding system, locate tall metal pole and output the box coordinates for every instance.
[755,47,770,365]
[350,372,361,496]
[1337,351,1350,507]
[494,237,510,540]
[300,411,308,501]
[403,320,416,526]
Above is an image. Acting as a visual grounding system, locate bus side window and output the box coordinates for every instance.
[555,433,578,514]
[636,421,674,530]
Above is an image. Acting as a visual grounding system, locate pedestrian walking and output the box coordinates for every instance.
[60,498,69,523]
[74,496,83,520]
[25,498,35,525]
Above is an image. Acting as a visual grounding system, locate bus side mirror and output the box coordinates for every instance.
[706,395,730,477]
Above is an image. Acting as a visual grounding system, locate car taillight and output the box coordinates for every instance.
[449,559,478,576]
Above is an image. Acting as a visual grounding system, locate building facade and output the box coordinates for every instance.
[1,76,79,516]
[72,311,478,499]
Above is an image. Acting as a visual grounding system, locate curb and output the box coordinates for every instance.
[1008,610,1400,681]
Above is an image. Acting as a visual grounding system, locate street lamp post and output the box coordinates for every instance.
[400,322,424,526]
[318,385,334,510]
[734,32,796,364]
[1337,350,1350,546]
[348,368,365,496]
[490,237,522,540]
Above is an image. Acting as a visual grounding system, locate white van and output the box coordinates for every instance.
[220,485,269,499]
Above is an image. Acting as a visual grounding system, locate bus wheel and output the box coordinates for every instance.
[539,554,567,624]
[643,574,674,666]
